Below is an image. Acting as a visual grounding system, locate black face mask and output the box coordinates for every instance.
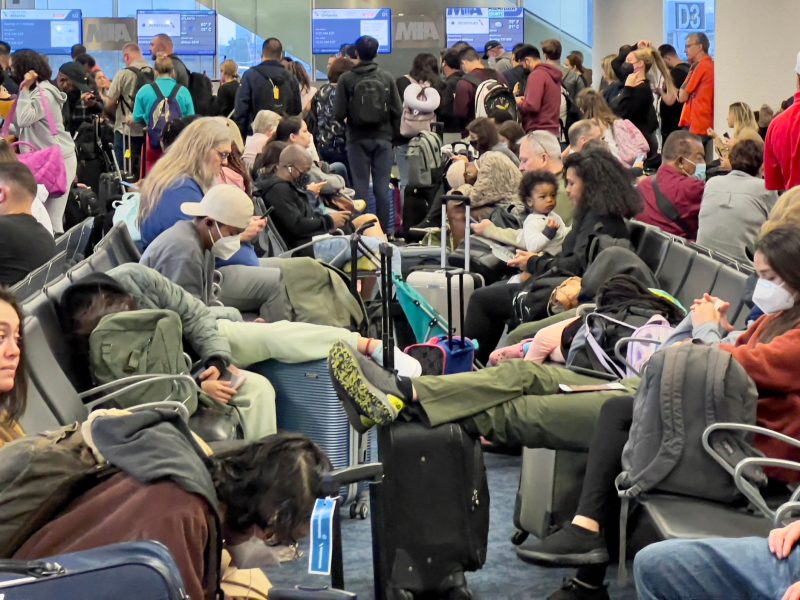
[295,172,311,190]
[618,63,634,78]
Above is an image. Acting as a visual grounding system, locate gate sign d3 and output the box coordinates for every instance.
[675,2,705,30]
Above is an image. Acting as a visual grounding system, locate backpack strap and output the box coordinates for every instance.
[167,83,182,102]
[150,82,166,102]
[652,175,694,238]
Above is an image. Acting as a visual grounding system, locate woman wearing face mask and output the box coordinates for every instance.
[469,226,800,600]
[609,47,675,160]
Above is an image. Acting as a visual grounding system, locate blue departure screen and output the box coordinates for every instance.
[312,8,392,55]
[1,9,82,55]
[445,7,524,50]
[137,10,216,56]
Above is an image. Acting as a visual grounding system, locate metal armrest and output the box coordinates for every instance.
[613,337,662,376]
[81,374,197,411]
[321,463,383,495]
[774,501,800,527]
[127,400,190,422]
[704,423,800,522]
[734,457,800,525]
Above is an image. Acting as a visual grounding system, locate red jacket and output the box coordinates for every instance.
[635,164,705,239]
[720,315,800,475]
[519,63,562,135]
[764,91,800,191]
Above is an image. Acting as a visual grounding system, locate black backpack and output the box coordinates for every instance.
[120,66,155,114]
[349,71,389,127]
[252,65,295,115]
[171,56,213,116]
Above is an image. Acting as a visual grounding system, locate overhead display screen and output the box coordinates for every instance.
[137,10,216,56]
[312,8,392,55]
[1,9,82,55]
[445,7,524,50]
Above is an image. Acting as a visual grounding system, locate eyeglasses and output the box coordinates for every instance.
[215,150,230,162]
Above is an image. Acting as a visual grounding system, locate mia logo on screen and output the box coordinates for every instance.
[446,8,484,17]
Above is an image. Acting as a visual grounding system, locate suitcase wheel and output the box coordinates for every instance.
[349,498,370,520]
[511,530,529,546]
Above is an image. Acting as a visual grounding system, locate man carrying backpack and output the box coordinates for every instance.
[334,35,402,234]
[149,34,189,87]
[233,38,301,138]
[132,56,195,177]
[102,42,152,178]
[454,46,507,127]
[515,45,562,135]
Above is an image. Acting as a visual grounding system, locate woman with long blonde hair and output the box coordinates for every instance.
[709,101,762,164]
[600,54,622,103]
[138,117,232,245]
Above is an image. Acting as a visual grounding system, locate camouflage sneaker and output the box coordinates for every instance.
[327,341,407,430]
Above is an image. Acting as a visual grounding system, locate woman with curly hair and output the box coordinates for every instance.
[463,146,641,363]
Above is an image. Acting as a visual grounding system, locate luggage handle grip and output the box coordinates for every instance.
[0,559,64,578]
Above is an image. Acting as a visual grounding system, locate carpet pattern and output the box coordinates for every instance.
[267,453,639,599]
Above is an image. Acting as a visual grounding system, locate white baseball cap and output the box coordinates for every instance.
[181,184,253,229]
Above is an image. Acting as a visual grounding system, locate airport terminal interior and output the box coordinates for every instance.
[3,0,800,598]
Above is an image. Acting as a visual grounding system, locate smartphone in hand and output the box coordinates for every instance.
[220,368,246,391]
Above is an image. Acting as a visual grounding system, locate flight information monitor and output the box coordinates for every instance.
[137,10,216,56]
[312,8,392,55]
[445,7,524,50]
[1,9,82,55]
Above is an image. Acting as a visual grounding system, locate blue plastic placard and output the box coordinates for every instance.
[308,497,336,576]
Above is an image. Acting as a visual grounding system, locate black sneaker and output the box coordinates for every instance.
[547,578,610,600]
[327,341,408,432]
[515,524,610,567]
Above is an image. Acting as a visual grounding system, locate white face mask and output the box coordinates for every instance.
[752,278,796,315]
[209,221,241,260]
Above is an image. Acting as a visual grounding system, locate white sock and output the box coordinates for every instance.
[370,343,422,378]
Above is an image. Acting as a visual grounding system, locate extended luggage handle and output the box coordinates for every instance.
[444,268,468,348]
[380,243,395,370]
[440,195,471,271]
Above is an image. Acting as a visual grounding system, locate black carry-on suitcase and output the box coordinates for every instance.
[374,244,490,599]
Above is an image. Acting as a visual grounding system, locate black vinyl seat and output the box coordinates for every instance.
[55,216,95,265]
[627,220,647,252]
[655,242,695,296]
[709,267,750,327]
[95,221,141,265]
[675,253,722,308]
[635,226,672,274]
[9,250,68,302]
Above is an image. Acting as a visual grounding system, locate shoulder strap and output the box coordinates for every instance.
[651,175,694,238]
[167,84,182,101]
[150,82,166,102]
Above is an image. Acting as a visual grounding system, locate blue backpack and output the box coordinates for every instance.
[147,82,183,150]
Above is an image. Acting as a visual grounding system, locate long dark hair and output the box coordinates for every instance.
[210,433,332,542]
[274,116,303,143]
[409,52,440,85]
[467,117,499,154]
[253,140,288,179]
[755,227,800,343]
[0,288,26,424]
[563,147,642,218]
[10,49,51,86]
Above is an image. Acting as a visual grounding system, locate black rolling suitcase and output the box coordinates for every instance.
[373,245,490,600]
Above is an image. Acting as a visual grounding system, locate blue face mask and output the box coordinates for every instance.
[684,158,707,182]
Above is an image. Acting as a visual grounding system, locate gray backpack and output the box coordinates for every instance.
[407,131,443,188]
[614,342,760,580]
[89,309,197,413]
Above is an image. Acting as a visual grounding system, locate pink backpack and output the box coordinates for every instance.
[1,91,67,196]
[612,119,650,167]
[400,76,441,138]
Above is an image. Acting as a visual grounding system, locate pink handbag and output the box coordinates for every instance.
[0,90,68,196]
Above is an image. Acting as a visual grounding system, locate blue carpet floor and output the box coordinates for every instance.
[267,453,639,599]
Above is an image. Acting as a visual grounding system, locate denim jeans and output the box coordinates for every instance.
[635,537,799,600]
[347,138,394,234]
[395,142,409,200]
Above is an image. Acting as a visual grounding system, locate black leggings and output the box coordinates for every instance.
[573,395,634,587]
[464,281,520,364]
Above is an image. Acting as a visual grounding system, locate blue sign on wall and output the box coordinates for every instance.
[664,0,715,58]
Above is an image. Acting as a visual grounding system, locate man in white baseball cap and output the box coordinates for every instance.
[763,51,800,191]
[141,184,290,322]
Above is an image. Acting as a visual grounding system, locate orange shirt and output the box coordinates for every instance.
[679,55,714,135]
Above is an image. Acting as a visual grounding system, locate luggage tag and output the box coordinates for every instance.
[274,86,280,102]
[308,497,336,575]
